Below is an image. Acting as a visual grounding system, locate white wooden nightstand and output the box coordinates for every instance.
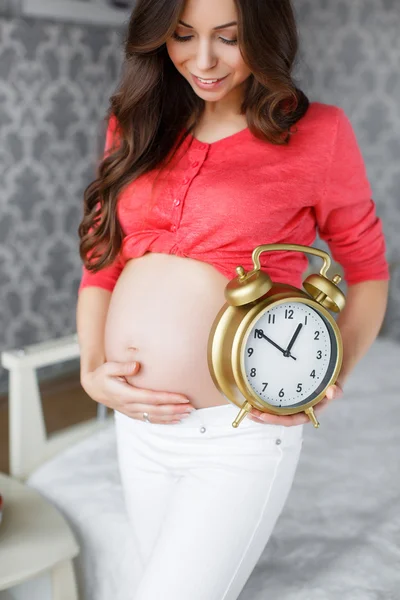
[0,472,79,599]
[0,335,112,600]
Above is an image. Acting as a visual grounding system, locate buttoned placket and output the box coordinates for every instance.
[169,143,209,233]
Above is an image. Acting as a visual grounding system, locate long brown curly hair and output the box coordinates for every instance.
[79,0,309,273]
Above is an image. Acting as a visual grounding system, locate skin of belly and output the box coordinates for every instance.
[104,252,232,409]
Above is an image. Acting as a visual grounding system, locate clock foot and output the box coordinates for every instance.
[305,407,320,428]
[232,402,253,428]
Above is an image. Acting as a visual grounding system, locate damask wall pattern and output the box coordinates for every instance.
[0,0,399,392]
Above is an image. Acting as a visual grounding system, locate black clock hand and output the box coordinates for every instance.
[259,332,296,360]
[284,323,303,357]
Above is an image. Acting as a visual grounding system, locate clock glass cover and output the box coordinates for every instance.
[243,301,338,408]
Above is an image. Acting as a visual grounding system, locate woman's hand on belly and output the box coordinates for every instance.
[81,360,196,423]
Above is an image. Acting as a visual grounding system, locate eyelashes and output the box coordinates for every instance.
[172,32,238,46]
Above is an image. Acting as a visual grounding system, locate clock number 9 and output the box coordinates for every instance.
[247,348,254,357]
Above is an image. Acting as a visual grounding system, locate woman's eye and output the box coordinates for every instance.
[172,32,238,46]
[220,38,238,46]
[172,32,193,42]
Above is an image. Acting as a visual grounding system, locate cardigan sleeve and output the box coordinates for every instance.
[314,108,390,285]
[78,115,124,293]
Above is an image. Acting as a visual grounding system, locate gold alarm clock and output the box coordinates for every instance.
[207,244,346,429]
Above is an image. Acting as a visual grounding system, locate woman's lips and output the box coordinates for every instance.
[191,74,228,90]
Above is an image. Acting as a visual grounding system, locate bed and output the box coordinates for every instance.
[1,331,400,600]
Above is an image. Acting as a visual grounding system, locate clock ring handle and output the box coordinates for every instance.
[250,243,345,313]
[251,243,331,277]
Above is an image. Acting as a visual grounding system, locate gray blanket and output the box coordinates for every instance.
[26,337,400,600]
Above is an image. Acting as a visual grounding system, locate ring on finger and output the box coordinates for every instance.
[143,412,151,423]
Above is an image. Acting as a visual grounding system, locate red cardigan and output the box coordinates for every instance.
[79,102,389,292]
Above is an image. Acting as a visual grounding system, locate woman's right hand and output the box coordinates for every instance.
[81,361,196,423]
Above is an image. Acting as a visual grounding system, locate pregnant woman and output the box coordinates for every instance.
[76,0,389,598]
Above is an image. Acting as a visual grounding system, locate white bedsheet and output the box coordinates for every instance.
[26,337,400,600]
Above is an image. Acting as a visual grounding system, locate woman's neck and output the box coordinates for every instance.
[202,85,246,122]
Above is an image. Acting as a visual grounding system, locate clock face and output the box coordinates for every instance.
[242,301,338,408]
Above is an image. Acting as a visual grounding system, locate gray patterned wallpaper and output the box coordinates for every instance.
[0,0,399,392]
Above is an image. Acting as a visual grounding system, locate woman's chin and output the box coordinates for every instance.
[191,85,229,102]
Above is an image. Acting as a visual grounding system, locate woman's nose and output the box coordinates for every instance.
[195,40,217,72]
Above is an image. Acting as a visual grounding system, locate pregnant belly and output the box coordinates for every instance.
[104,252,231,409]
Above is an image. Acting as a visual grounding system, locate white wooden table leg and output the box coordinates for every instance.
[51,559,78,600]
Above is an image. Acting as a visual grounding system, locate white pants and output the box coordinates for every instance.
[114,403,303,600]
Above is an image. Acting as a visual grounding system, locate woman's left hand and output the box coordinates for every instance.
[311,381,344,419]
[247,382,344,426]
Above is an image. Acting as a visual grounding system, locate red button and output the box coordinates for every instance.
[173,198,181,206]
[192,161,199,168]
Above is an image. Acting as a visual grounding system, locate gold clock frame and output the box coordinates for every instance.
[207,244,346,429]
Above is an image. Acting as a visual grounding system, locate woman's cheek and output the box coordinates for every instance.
[166,43,184,71]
